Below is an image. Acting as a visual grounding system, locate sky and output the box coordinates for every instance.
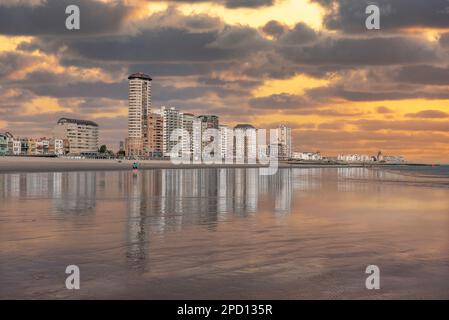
[0,0,449,163]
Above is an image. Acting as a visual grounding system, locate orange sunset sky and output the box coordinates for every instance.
[1,0,449,163]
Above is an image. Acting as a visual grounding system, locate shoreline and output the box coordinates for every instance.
[0,156,437,173]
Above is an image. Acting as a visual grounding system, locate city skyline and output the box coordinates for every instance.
[1,1,449,162]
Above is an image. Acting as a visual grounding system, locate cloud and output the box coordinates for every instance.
[394,65,449,85]
[0,51,39,80]
[280,36,437,66]
[376,106,394,114]
[0,0,132,36]
[249,93,311,109]
[162,0,278,9]
[405,110,449,119]
[353,119,449,132]
[312,0,449,33]
[261,20,287,38]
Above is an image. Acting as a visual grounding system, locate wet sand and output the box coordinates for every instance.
[0,156,368,173]
[0,168,448,299]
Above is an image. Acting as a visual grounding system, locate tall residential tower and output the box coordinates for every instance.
[127,72,152,156]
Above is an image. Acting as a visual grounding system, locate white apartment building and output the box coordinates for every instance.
[192,117,203,162]
[157,106,183,157]
[53,139,64,156]
[11,139,21,155]
[219,125,233,161]
[127,72,152,156]
[293,152,322,161]
[181,113,195,159]
[338,154,373,162]
[53,118,99,155]
[234,124,257,163]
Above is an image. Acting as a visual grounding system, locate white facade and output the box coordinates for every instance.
[338,154,373,162]
[219,125,233,161]
[293,152,322,161]
[181,113,195,159]
[157,106,183,157]
[12,139,21,155]
[383,156,405,163]
[53,139,64,156]
[192,118,202,162]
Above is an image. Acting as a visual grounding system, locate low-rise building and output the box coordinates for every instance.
[0,133,9,155]
[338,154,373,162]
[293,152,322,161]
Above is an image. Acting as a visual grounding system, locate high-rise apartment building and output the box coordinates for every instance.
[192,117,203,162]
[198,115,219,129]
[156,106,183,157]
[234,124,257,163]
[276,124,292,160]
[127,72,152,156]
[147,112,163,158]
[181,113,195,159]
[219,125,233,161]
[53,118,99,155]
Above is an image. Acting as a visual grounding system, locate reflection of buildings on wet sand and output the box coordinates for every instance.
[0,172,96,213]
[121,168,295,269]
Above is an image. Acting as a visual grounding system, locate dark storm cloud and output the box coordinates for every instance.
[306,85,449,102]
[312,0,449,33]
[405,110,449,119]
[24,80,128,100]
[21,25,270,64]
[197,77,262,88]
[280,36,437,66]
[393,65,449,85]
[0,0,131,36]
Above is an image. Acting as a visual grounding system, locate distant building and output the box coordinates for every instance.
[198,115,219,129]
[276,125,292,160]
[0,133,9,155]
[338,154,372,162]
[127,72,152,157]
[219,125,233,161]
[54,118,99,155]
[192,117,203,161]
[234,124,257,163]
[182,113,195,160]
[293,152,322,161]
[147,112,163,158]
[383,156,405,163]
[157,106,183,157]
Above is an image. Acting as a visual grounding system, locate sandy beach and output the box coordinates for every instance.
[0,156,370,173]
